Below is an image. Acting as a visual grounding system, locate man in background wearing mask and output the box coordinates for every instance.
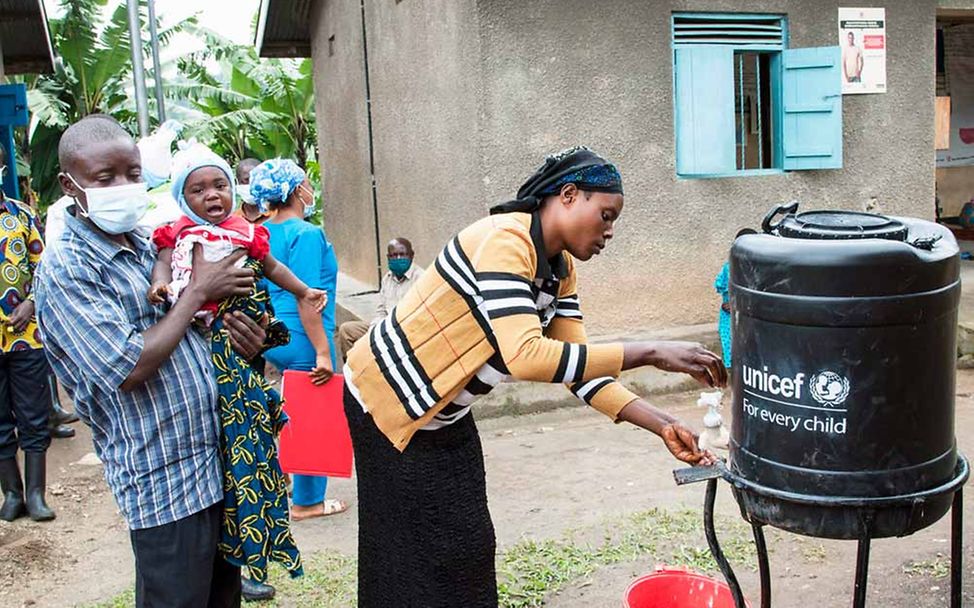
[337,237,423,361]
[35,115,273,607]
[235,157,273,224]
[0,143,57,524]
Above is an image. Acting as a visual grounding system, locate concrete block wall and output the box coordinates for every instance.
[310,0,938,335]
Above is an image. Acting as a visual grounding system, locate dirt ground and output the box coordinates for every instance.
[3,370,974,607]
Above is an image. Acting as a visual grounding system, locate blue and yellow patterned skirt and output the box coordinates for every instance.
[210,260,302,582]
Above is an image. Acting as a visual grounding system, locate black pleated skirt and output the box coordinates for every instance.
[343,387,498,608]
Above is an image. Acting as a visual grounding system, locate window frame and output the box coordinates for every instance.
[671,12,790,179]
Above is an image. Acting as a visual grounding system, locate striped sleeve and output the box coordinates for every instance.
[566,375,640,421]
[469,226,624,385]
[545,260,639,421]
[554,294,583,319]
[478,272,537,318]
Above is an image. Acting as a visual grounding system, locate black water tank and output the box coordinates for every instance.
[729,203,960,539]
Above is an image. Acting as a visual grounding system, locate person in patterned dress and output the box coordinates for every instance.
[0,143,56,523]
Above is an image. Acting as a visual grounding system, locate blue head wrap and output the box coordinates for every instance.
[249,159,307,212]
[170,150,237,225]
[536,164,623,197]
[490,146,623,215]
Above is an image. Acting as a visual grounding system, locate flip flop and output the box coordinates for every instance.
[291,498,348,521]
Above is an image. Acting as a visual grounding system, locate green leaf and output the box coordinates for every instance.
[167,82,258,109]
[172,26,318,164]
[229,66,262,100]
[87,4,134,106]
[26,88,70,129]
[184,108,278,145]
[28,123,66,208]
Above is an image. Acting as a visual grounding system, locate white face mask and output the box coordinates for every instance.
[64,173,149,235]
[238,183,255,205]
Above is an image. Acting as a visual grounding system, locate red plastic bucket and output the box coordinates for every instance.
[623,566,749,608]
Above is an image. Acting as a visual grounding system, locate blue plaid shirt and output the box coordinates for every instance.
[35,211,221,530]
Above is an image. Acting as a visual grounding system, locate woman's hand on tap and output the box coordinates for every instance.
[617,399,717,466]
[624,341,728,389]
[661,422,717,466]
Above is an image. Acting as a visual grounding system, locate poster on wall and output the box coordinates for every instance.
[838,7,887,94]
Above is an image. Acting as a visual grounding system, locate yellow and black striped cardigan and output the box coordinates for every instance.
[346,212,639,451]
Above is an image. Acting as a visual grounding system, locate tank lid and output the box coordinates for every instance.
[764,203,908,241]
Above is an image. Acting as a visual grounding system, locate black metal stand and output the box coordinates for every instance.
[852,510,876,608]
[852,536,871,608]
[675,457,968,608]
[952,487,964,608]
[751,523,770,608]
[704,478,747,608]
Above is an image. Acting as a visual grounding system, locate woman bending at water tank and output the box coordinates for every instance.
[343,146,727,607]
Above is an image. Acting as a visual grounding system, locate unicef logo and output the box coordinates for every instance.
[809,371,850,407]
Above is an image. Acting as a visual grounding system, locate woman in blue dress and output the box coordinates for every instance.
[715,228,756,370]
[250,159,348,520]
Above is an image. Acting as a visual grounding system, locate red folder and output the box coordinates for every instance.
[278,371,353,478]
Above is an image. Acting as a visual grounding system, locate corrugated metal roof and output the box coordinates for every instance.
[255,0,313,58]
[0,0,54,74]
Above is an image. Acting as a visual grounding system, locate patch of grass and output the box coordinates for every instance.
[801,542,828,563]
[497,539,602,606]
[264,552,357,607]
[87,589,134,608]
[903,553,951,579]
[87,508,762,608]
[497,508,756,608]
[84,554,356,608]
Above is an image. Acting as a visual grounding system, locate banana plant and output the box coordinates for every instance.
[172,25,317,170]
[9,0,194,208]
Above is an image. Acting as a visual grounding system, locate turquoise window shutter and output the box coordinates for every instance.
[0,84,28,127]
[781,46,843,170]
[0,84,28,199]
[674,46,736,176]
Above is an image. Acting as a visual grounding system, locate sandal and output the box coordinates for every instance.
[291,498,348,521]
